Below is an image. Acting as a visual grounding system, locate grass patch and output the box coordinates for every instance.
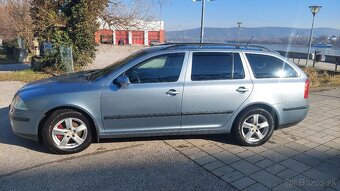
[0,69,52,83]
[303,67,340,88]
[0,46,17,64]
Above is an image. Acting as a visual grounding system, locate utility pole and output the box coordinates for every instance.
[200,0,206,43]
[237,22,242,45]
[306,5,322,67]
[193,0,215,43]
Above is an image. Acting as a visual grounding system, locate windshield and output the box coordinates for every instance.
[88,50,149,80]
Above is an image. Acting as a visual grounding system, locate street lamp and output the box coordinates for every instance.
[193,0,215,43]
[306,5,322,67]
[237,22,242,45]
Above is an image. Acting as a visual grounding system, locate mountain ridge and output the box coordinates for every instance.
[166,27,340,42]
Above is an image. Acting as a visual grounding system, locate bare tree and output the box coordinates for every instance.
[100,0,158,30]
[0,0,33,48]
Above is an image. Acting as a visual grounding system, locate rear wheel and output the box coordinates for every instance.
[232,107,275,146]
[42,109,92,154]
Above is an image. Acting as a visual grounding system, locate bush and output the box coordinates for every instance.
[30,0,108,72]
[2,39,18,55]
[303,68,336,87]
[2,39,30,63]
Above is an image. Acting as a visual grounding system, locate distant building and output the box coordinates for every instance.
[95,18,165,45]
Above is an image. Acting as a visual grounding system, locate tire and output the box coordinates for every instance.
[232,107,275,146]
[42,109,93,154]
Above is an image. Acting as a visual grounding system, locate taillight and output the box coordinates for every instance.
[304,79,310,99]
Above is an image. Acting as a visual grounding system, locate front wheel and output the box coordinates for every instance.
[42,109,92,154]
[232,108,275,146]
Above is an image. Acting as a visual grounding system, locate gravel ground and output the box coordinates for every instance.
[0,81,24,107]
[87,45,145,70]
[0,81,235,191]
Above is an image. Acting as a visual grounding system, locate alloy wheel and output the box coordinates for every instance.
[51,118,88,149]
[241,114,269,143]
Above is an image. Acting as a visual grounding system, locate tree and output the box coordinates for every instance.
[335,36,340,47]
[30,1,68,40]
[100,0,158,30]
[30,0,108,70]
[30,0,73,70]
[0,0,33,49]
[65,0,108,67]
[315,35,328,44]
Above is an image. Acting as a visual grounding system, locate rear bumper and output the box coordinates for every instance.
[9,106,42,142]
[276,104,309,128]
[278,122,300,129]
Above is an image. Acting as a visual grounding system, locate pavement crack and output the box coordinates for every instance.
[0,143,144,178]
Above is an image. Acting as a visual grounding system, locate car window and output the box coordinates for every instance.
[138,57,167,69]
[88,50,149,80]
[126,53,184,84]
[246,54,298,78]
[191,52,245,81]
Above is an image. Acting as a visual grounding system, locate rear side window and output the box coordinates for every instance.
[246,54,298,78]
[191,52,245,81]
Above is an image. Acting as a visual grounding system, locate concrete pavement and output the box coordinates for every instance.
[0,81,234,191]
[165,88,340,191]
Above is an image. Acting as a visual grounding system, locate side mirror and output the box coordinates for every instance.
[116,75,130,87]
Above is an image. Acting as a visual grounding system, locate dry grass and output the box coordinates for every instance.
[0,69,52,83]
[303,67,340,87]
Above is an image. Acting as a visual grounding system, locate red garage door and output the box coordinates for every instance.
[116,30,128,45]
[132,31,144,45]
[95,29,113,44]
[148,31,159,45]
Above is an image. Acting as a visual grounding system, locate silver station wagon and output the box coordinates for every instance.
[9,43,310,154]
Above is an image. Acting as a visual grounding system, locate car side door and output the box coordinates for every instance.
[101,52,187,135]
[181,51,253,131]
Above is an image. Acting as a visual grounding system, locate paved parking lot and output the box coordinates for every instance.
[165,88,340,191]
[0,81,339,191]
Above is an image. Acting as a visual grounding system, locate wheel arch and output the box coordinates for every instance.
[233,102,280,130]
[38,105,99,143]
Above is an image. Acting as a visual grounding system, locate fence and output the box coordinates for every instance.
[59,46,74,73]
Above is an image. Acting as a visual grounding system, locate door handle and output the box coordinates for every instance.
[166,89,180,96]
[236,87,250,93]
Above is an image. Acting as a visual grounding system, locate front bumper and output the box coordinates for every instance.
[9,105,42,142]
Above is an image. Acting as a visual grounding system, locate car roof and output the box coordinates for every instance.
[151,43,275,53]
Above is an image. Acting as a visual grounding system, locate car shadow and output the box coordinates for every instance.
[0,106,238,154]
[99,133,236,145]
[0,107,51,153]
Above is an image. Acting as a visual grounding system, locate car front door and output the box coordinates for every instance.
[101,52,187,135]
[181,52,253,130]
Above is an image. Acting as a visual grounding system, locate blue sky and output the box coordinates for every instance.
[156,0,340,31]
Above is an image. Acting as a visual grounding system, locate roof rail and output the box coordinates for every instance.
[159,42,272,52]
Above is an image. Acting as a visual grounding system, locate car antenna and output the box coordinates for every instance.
[246,35,254,46]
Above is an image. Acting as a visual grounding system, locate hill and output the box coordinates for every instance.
[166,27,340,42]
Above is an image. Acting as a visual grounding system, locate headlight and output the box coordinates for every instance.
[11,95,28,110]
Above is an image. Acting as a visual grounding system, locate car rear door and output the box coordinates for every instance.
[181,51,253,130]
